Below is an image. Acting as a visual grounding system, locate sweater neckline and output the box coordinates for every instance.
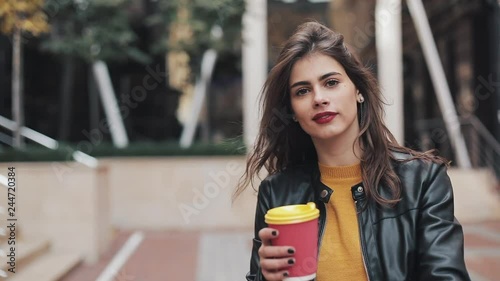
[318,162,362,180]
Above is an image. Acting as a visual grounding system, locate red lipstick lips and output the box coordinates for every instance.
[312,112,337,124]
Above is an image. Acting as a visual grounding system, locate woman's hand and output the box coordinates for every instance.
[258,228,296,280]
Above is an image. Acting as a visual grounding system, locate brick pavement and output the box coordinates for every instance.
[463,221,500,281]
[61,221,500,281]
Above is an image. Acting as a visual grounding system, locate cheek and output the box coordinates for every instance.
[290,100,305,116]
[337,98,359,121]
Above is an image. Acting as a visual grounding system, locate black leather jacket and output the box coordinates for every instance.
[247,153,471,281]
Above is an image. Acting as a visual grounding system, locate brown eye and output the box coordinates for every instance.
[296,88,309,96]
[326,80,339,87]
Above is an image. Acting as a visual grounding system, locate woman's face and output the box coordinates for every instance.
[289,53,360,144]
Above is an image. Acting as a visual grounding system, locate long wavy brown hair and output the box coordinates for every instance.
[234,22,446,207]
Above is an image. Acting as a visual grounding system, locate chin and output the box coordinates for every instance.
[309,131,343,141]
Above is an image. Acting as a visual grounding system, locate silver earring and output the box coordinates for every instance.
[358,94,365,103]
[292,115,297,122]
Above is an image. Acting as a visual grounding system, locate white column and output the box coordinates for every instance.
[242,0,267,151]
[93,61,129,148]
[406,0,471,168]
[179,49,218,148]
[376,0,404,144]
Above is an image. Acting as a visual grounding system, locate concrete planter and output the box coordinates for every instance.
[0,162,110,264]
[101,156,256,230]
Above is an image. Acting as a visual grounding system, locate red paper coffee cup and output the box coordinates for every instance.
[265,202,319,281]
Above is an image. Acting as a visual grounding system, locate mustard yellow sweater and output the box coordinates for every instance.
[316,162,368,281]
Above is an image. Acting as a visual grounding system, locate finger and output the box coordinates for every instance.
[262,269,290,281]
[258,245,295,259]
[261,257,295,272]
[258,228,279,246]
[261,258,295,281]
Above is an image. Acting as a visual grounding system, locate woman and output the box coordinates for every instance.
[234,22,470,281]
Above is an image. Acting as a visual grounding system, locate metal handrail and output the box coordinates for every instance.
[0,131,13,146]
[0,115,58,149]
[465,115,500,156]
[0,115,98,168]
[415,117,500,153]
[415,116,499,179]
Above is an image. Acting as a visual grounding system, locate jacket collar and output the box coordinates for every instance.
[310,162,334,203]
[308,162,365,204]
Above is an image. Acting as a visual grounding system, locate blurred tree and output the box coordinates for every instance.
[0,0,49,148]
[41,0,150,63]
[146,0,244,144]
[28,0,244,143]
[147,0,245,75]
[41,0,151,141]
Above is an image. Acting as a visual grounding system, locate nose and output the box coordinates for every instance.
[313,90,329,107]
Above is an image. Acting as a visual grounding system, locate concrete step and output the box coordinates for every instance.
[196,232,253,281]
[449,168,500,223]
[0,236,50,274]
[8,252,82,281]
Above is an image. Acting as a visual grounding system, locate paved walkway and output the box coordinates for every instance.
[462,221,500,281]
[61,221,500,281]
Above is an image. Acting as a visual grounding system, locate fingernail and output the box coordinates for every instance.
[283,272,289,277]
[271,230,277,236]
[288,258,294,264]
[288,248,295,254]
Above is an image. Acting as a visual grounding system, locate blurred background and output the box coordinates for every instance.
[0,0,499,280]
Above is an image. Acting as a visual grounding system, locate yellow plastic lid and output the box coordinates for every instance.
[265,202,319,225]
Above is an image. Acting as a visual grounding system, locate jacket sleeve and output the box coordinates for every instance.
[416,163,471,281]
[246,179,272,281]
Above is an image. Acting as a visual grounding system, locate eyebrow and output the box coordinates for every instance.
[290,71,342,89]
